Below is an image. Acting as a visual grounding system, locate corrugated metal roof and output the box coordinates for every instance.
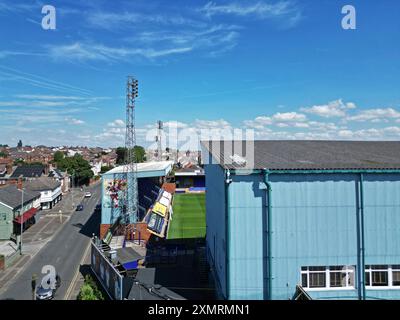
[201,140,400,170]
[105,161,174,175]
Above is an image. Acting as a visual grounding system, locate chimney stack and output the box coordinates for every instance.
[6,163,12,175]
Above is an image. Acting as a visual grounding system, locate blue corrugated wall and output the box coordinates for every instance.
[204,163,227,299]
[205,166,400,300]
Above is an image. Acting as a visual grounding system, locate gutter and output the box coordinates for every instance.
[359,173,366,300]
[262,169,272,300]
[224,169,232,300]
[231,169,400,175]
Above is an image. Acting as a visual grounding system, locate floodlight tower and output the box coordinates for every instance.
[123,76,139,226]
[157,120,163,161]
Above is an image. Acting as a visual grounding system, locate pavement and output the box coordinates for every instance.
[0,182,101,300]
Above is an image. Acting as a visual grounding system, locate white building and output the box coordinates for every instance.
[24,177,62,210]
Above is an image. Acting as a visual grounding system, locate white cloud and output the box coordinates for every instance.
[300,99,356,118]
[272,111,307,122]
[66,117,85,125]
[346,108,400,122]
[107,119,125,127]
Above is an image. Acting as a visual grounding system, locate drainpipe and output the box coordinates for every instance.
[359,173,366,300]
[263,169,272,300]
[224,169,232,300]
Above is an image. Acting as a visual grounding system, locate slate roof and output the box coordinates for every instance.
[127,268,185,300]
[48,169,65,179]
[10,165,45,179]
[24,177,61,192]
[201,140,400,170]
[0,185,40,209]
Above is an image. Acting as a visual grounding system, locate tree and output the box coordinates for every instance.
[116,146,146,164]
[77,275,104,300]
[100,165,113,174]
[116,147,126,165]
[55,154,94,186]
[0,151,7,158]
[53,151,65,163]
[17,140,23,148]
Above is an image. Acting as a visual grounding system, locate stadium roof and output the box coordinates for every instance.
[201,140,400,171]
[104,161,174,178]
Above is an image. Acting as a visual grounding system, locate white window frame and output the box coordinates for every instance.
[300,265,356,291]
[365,265,400,289]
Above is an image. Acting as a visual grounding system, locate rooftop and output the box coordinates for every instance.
[24,177,61,192]
[0,185,40,209]
[10,165,45,179]
[201,140,400,171]
[105,161,174,178]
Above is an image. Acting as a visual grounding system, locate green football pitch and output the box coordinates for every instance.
[168,193,206,239]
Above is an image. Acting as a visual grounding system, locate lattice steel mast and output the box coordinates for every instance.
[157,120,163,161]
[123,76,139,225]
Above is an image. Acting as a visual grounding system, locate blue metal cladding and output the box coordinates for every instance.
[204,163,227,299]
[216,172,400,300]
[228,174,265,299]
[363,174,400,265]
[270,174,359,300]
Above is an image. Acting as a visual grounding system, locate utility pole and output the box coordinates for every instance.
[20,188,24,255]
[31,274,37,300]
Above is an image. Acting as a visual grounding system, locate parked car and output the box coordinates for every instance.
[85,192,92,198]
[36,275,61,300]
[76,204,84,211]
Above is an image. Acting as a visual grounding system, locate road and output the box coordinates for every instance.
[0,183,101,300]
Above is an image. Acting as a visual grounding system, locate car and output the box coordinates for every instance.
[36,275,61,300]
[76,204,84,211]
[85,192,92,198]
[95,204,101,211]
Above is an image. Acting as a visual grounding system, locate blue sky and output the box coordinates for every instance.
[0,0,399,148]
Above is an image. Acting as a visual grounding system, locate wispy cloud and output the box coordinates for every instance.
[48,42,193,62]
[87,11,207,31]
[200,1,302,27]
[0,65,93,96]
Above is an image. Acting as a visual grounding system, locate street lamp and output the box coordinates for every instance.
[20,188,24,255]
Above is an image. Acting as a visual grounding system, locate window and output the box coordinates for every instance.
[308,267,326,288]
[365,265,400,288]
[0,213,6,221]
[365,265,388,287]
[300,266,355,290]
[392,265,400,286]
[329,266,355,288]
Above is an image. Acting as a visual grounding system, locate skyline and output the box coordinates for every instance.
[0,0,399,148]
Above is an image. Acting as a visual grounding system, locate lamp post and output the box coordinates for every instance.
[20,188,24,255]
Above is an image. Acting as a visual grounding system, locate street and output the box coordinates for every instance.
[0,183,101,300]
